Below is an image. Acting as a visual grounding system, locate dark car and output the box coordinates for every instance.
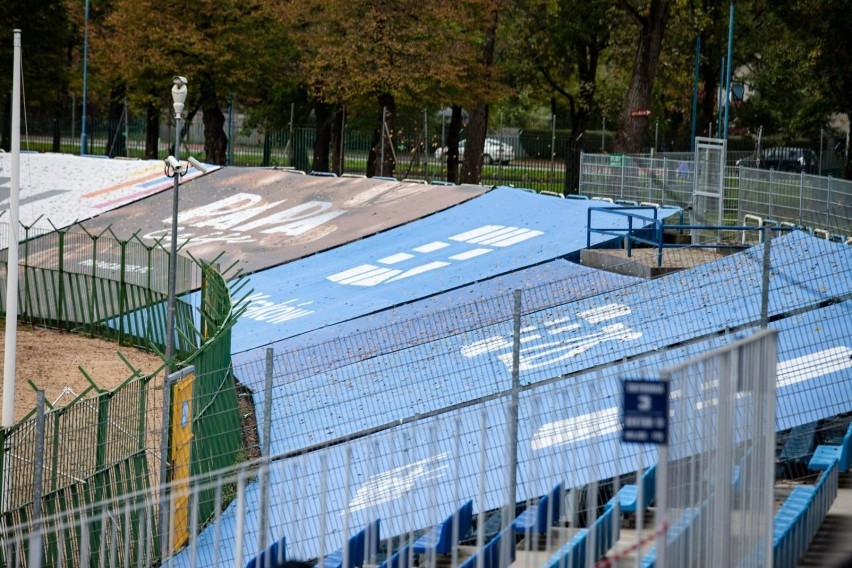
[736,147,818,174]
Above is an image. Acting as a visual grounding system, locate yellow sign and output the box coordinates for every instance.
[170,367,195,552]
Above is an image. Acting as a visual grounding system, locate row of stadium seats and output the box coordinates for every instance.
[742,214,852,245]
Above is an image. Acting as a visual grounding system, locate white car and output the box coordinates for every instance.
[434,138,514,165]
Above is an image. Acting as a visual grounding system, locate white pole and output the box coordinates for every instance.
[3,30,22,430]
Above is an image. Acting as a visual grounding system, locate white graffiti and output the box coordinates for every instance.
[347,453,448,513]
[777,346,852,387]
[79,259,149,274]
[142,192,345,248]
[241,292,315,324]
[532,407,620,450]
[327,225,543,287]
[461,304,642,371]
[531,344,852,450]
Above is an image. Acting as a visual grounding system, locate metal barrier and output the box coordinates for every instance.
[579,153,852,239]
[586,207,793,267]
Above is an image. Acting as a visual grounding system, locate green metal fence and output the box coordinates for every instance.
[0,227,248,567]
[0,222,199,356]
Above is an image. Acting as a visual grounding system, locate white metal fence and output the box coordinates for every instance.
[579,153,852,238]
[656,330,777,568]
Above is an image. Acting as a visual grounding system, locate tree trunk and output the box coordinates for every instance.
[330,106,345,175]
[460,3,499,184]
[106,84,127,158]
[614,0,670,153]
[573,40,602,140]
[367,93,396,178]
[312,102,333,173]
[700,54,719,138]
[199,80,228,165]
[145,102,159,159]
[446,105,463,184]
[462,103,489,184]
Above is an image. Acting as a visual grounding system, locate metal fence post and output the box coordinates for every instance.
[57,231,65,330]
[769,170,775,220]
[504,289,522,533]
[620,157,626,199]
[158,372,173,560]
[257,348,274,558]
[28,391,46,568]
[118,240,127,344]
[768,169,774,220]
[826,175,832,230]
[760,227,772,328]
[799,171,804,225]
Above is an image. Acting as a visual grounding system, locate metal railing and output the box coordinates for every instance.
[579,153,852,239]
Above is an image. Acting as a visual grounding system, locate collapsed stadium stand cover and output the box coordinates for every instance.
[176,229,852,567]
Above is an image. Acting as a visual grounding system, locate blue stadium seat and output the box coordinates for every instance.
[544,528,588,568]
[512,482,563,535]
[809,421,852,472]
[457,524,515,568]
[377,544,411,568]
[779,422,818,470]
[639,507,701,568]
[413,500,473,556]
[589,503,619,561]
[321,519,380,568]
[246,536,286,568]
[614,466,656,513]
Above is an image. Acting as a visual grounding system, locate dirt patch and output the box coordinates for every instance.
[0,319,164,423]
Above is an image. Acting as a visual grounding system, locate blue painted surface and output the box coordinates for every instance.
[241,232,852,457]
[231,259,639,371]
[226,187,677,352]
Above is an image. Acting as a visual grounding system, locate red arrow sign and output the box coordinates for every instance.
[630,109,652,117]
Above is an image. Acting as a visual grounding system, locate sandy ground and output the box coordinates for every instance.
[0,319,164,423]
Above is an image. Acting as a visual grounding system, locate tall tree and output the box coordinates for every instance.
[460,2,501,184]
[511,0,612,139]
[771,0,852,177]
[613,0,672,153]
[296,0,489,178]
[93,0,292,164]
[0,0,71,151]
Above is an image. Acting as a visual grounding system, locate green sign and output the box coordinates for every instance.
[608,154,625,168]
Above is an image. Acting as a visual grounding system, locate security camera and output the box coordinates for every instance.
[187,156,209,173]
[165,155,181,169]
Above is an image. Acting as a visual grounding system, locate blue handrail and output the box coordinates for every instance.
[587,206,794,267]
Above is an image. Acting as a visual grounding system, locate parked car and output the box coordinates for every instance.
[736,147,818,174]
[434,138,515,165]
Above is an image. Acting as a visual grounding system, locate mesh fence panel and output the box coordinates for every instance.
[580,153,852,238]
[657,330,776,568]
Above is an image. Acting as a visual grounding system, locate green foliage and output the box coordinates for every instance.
[3,0,849,161]
[0,0,71,144]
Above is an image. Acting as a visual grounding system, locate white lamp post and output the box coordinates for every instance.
[164,76,188,367]
[159,75,188,558]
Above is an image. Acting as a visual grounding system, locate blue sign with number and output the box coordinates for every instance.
[622,379,669,445]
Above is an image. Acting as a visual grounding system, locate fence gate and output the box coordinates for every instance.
[692,137,727,243]
[656,329,777,567]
